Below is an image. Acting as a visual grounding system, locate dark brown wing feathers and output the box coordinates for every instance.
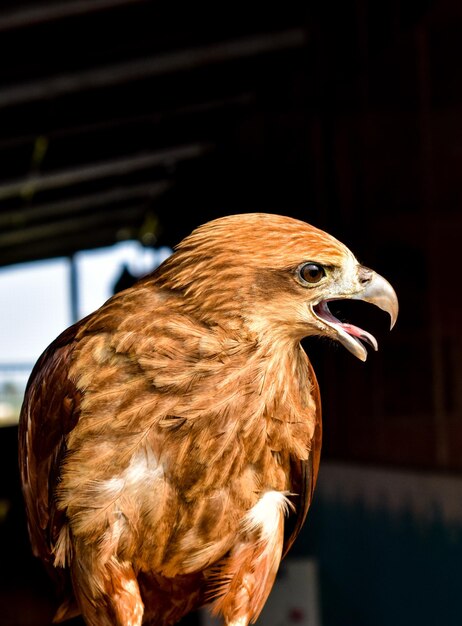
[283,358,322,559]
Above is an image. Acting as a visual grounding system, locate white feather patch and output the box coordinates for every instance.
[98,447,164,497]
[242,490,293,540]
[227,617,249,626]
[123,447,164,484]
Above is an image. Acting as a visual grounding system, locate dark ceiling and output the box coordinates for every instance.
[1,0,445,269]
[0,0,322,267]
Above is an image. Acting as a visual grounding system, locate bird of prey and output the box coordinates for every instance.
[18,213,398,626]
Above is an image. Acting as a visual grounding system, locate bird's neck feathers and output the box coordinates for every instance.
[152,313,316,438]
[253,337,317,424]
[85,265,318,454]
[132,259,317,423]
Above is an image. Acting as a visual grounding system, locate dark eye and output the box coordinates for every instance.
[298,262,325,284]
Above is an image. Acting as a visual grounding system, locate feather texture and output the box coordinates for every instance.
[18,213,396,626]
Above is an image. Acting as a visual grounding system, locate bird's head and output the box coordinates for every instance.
[156,213,398,361]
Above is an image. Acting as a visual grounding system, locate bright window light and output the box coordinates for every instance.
[0,241,172,426]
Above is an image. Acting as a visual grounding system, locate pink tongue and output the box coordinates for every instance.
[340,323,378,350]
[340,323,364,338]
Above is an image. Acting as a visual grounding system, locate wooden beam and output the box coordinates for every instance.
[0,92,254,151]
[0,203,149,248]
[0,143,211,201]
[0,225,137,268]
[0,28,308,109]
[0,181,172,228]
[0,0,148,32]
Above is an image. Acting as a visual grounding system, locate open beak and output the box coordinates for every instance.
[312,268,399,362]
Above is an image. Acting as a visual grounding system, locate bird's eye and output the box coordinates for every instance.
[298,262,326,284]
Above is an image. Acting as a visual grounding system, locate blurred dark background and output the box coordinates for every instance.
[0,1,461,625]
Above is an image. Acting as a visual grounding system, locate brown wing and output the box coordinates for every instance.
[18,321,84,572]
[282,357,322,558]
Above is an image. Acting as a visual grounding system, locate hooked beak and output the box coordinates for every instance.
[312,267,399,362]
[351,267,399,330]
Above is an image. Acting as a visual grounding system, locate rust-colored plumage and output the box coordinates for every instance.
[18,213,398,626]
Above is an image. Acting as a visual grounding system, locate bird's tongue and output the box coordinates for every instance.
[337,322,378,351]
